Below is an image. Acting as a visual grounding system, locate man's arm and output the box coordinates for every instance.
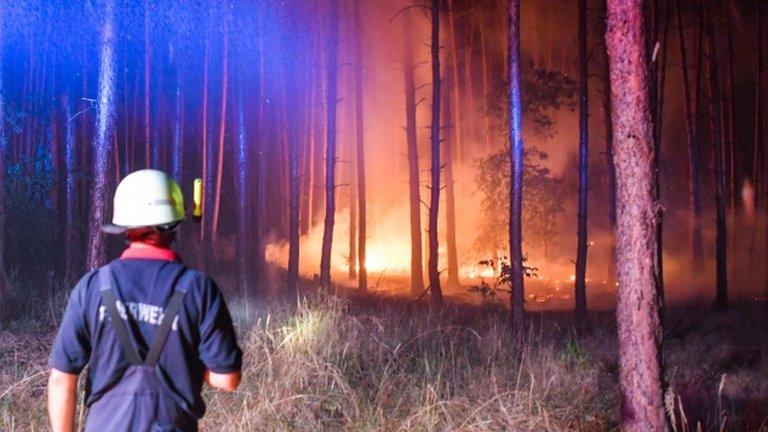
[204,369,241,392]
[47,369,79,432]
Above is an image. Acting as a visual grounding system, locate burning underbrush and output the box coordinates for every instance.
[2,291,768,431]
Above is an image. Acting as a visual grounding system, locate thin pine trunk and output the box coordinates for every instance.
[320,0,339,290]
[605,1,667,430]
[201,27,209,247]
[756,3,764,207]
[288,92,300,296]
[508,0,525,339]
[172,71,184,183]
[353,0,367,291]
[0,12,8,297]
[707,7,728,310]
[87,0,116,270]
[428,0,443,306]
[575,0,589,326]
[236,96,250,296]
[675,0,703,262]
[403,14,424,296]
[255,15,267,288]
[144,0,151,168]
[444,5,460,290]
[213,16,230,238]
[725,8,736,213]
[64,95,77,283]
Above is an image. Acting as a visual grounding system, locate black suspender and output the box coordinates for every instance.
[99,265,195,368]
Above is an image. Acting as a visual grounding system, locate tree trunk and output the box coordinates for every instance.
[300,74,314,236]
[725,8,736,214]
[144,0,151,168]
[319,0,339,290]
[675,0,703,262]
[605,1,668,430]
[0,13,8,298]
[602,39,617,228]
[87,0,116,271]
[756,3,764,208]
[649,0,667,309]
[64,95,78,283]
[508,0,525,340]
[443,7,460,290]
[255,19,267,288]
[236,95,251,297]
[201,25,210,253]
[575,0,589,326]
[428,0,443,306]
[287,91,300,296]
[172,69,184,183]
[403,14,425,296]
[213,15,229,238]
[706,7,728,310]
[353,0,367,291]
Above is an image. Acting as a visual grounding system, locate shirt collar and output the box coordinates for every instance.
[120,243,180,262]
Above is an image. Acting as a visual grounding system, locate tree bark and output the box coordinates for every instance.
[353,0,367,291]
[706,7,728,310]
[575,0,589,326]
[87,0,116,271]
[508,0,525,340]
[602,35,617,229]
[428,0,443,306]
[403,14,425,296]
[605,0,668,430]
[319,0,339,290]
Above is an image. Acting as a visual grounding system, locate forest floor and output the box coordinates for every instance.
[1,289,767,431]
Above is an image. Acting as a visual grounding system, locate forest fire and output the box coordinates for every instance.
[1,0,768,431]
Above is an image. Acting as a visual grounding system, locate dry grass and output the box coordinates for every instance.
[1,291,767,431]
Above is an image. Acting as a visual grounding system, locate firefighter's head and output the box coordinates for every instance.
[103,169,185,246]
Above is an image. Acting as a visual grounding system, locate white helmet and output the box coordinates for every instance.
[102,169,185,234]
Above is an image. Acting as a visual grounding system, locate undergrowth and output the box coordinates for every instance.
[1,292,766,431]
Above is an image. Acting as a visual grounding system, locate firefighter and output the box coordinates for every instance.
[47,169,242,432]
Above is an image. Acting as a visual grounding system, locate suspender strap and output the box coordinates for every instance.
[143,270,195,368]
[99,266,143,366]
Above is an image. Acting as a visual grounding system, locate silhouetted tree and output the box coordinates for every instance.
[675,0,703,262]
[444,0,460,289]
[605,0,667,429]
[353,0,367,291]
[508,0,524,339]
[574,0,588,326]
[707,5,728,310]
[402,13,424,296]
[320,0,339,290]
[428,0,443,306]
